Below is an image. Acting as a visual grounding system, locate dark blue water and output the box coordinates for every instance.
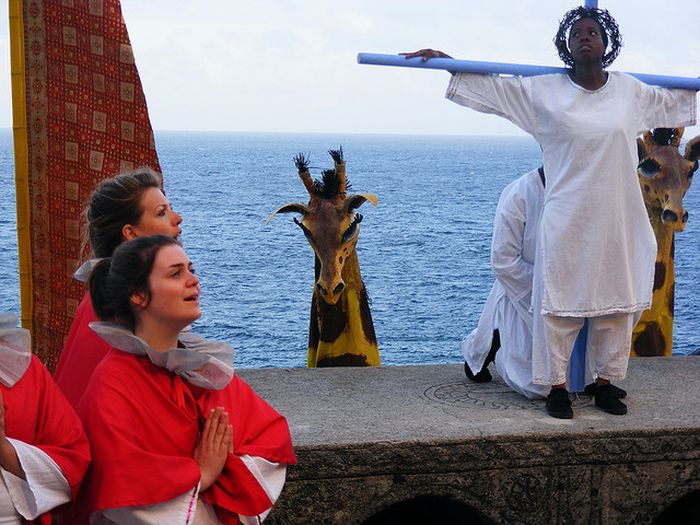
[1,129,698,367]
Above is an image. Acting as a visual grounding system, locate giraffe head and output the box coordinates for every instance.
[637,128,700,233]
[267,149,378,305]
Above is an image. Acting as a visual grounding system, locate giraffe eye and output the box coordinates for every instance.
[639,158,660,178]
[294,217,313,240]
[342,214,363,243]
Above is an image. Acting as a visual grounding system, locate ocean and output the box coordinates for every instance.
[0,129,698,368]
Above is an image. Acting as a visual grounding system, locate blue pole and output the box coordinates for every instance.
[585,0,598,8]
[568,319,588,393]
[357,53,700,90]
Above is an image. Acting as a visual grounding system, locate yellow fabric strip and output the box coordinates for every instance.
[8,0,32,332]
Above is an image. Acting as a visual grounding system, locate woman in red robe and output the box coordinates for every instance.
[54,167,184,407]
[72,236,295,524]
[0,314,90,524]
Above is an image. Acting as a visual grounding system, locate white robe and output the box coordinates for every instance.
[448,72,696,384]
[446,72,696,316]
[462,168,548,399]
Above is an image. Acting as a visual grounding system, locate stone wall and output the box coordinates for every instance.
[238,358,700,524]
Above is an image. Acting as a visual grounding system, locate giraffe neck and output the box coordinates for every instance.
[307,250,379,367]
[651,215,675,267]
[341,250,363,293]
[631,213,675,356]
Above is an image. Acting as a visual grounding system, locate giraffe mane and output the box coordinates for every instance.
[313,169,352,199]
[650,128,680,147]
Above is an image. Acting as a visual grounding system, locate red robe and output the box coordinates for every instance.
[54,294,111,408]
[2,355,91,524]
[76,349,296,523]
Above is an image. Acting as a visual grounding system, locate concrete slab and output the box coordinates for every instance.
[239,357,700,444]
[238,357,700,524]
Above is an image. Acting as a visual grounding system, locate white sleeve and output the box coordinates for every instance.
[95,485,220,525]
[637,82,697,133]
[491,186,533,306]
[0,438,71,519]
[238,455,287,524]
[446,72,537,134]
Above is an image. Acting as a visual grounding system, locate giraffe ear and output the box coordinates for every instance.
[684,136,700,163]
[638,132,652,161]
[345,193,378,211]
[265,203,309,224]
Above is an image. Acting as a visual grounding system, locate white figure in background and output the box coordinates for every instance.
[407,6,696,419]
[462,167,599,400]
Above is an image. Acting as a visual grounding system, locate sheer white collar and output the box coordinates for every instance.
[0,313,32,388]
[89,322,234,390]
[73,258,102,283]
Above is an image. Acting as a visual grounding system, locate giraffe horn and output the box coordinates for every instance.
[265,202,309,224]
[294,153,315,196]
[329,147,346,196]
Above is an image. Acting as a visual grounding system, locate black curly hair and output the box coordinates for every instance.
[553,6,622,69]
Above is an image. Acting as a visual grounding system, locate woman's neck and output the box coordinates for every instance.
[570,62,607,90]
[134,319,180,352]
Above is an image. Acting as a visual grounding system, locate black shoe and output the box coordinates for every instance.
[546,388,573,419]
[464,330,500,383]
[464,361,492,382]
[584,382,627,398]
[594,384,628,415]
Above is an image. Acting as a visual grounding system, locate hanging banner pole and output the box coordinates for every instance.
[8,0,32,331]
[357,53,700,91]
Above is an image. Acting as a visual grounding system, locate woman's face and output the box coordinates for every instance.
[141,244,201,330]
[568,17,606,64]
[127,187,183,240]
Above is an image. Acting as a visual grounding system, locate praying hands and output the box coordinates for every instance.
[194,406,233,491]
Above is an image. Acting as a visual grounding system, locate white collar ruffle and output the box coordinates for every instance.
[73,258,102,283]
[0,313,32,388]
[89,322,234,390]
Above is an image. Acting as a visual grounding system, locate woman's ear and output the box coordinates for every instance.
[130,290,148,309]
[122,224,138,241]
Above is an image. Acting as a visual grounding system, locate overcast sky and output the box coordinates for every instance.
[0,0,698,136]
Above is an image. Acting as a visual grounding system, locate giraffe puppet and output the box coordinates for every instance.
[632,128,700,356]
[268,149,381,367]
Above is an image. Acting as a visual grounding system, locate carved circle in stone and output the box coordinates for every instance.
[423,381,594,410]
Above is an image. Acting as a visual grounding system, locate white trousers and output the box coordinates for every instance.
[536,312,640,386]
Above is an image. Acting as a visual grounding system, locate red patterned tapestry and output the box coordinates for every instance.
[21,0,161,371]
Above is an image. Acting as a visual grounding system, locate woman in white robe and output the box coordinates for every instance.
[405,6,697,418]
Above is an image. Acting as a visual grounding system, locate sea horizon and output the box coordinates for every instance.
[0,130,698,368]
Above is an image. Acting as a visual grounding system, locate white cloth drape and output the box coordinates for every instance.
[462,169,549,399]
[0,439,71,524]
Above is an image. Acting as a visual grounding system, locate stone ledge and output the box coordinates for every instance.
[238,357,700,524]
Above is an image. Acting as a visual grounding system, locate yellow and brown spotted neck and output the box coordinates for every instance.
[632,128,699,357]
